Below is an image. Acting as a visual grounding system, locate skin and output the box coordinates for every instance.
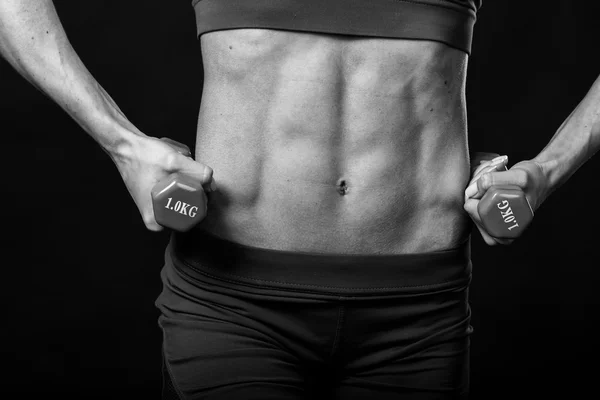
[1,1,599,253]
[194,29,471,254]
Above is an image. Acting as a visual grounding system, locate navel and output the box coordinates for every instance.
[337,179,349,196]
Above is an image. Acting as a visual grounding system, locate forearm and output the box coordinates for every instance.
[0,0,142,155]
[533,74,600,196]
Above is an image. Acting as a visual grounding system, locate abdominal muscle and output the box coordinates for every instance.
[193,29,472,254]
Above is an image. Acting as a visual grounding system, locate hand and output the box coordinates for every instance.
[112,135,215,231]
[464,155,547,246]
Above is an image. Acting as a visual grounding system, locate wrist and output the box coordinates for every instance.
[532,152,565,197]
[98,120,146,163]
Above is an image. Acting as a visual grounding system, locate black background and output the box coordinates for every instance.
[1,1,599,398]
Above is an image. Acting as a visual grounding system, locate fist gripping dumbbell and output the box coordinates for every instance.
[151,138,207,232]
[470,153,534,239]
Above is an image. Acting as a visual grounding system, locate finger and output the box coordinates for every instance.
[177,156,214,186]
[476,167,528,196]
[465,166,503,200]
[476,222,499,246]
[464,198,513,246]
[465,166,498,199]
[464,198,497,245]
[471,154,507,177]
[125,181,165,232]
[159,137,192,157]
[203,177,218,193]
[465,156,509,200]
[464,168,489,200]
[470,152,501,174]
[141,208,165,232]
[471,161,494,182]
[472,155,508,183]
[137,187,165,231]
[166,150,217,192]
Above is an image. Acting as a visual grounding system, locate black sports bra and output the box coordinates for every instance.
[191,0,481,54]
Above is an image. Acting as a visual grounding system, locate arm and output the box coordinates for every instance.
[464,75,600,245]
[532,74,600,200]
[0,0,141,156]
[0,0,214,230]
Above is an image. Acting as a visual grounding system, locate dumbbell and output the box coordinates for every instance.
[151,138,207,232]
[470,152,534,239]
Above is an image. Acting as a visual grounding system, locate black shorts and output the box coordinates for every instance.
[155,232,473,399]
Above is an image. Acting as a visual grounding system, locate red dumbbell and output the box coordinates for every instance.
[471,152,534,239]
[151,138,207,232]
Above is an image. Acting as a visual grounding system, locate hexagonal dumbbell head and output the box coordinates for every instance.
[477,185,534,239]
[151,173,206,232]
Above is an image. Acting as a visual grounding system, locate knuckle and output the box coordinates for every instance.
[162,151,180,172]
[142,212,159,229]
[203,165,214,181]
[146,224,163,232]
[482,234,497,246]
[463,197,474,209]
[473,165,487,177]
[463,202,474,214]
[479,173,493,190]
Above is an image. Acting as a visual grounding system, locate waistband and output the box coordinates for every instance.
[170,231,472,296]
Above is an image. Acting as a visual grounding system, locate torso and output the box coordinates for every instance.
[193,29,471,254]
